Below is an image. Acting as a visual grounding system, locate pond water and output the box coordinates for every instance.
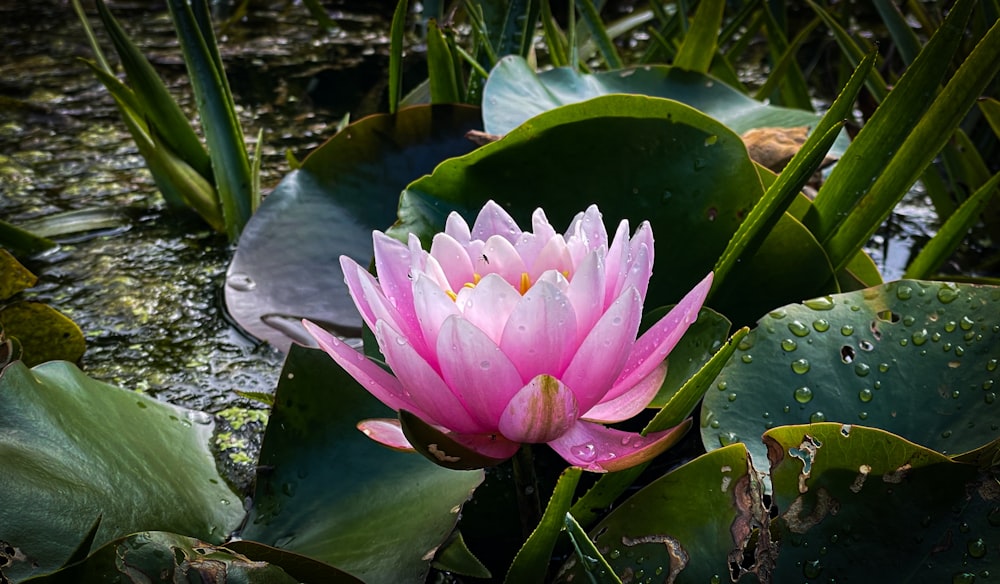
[1,0,947,487]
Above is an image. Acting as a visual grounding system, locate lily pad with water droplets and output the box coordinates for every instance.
[701,279,1000,469]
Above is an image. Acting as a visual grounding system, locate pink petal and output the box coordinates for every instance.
[474,235,527,285]
[436,316,525,427]
[459,274,521,344]
[445,210,472,243]
[303,319,425,417]
[622,231,653,302]
[603,219,632,307]
[430,233,475,291]
[372,231,415,312]
[547,418,692,473]
[528,235,572,281]
[566,204,608,254]
[581,361,667,423]
[611,272,713,396]
[531,207,557,242]
[499,280,577,380]
[411,275,460,359]
[376,320,483,434]
[338,256,380,330]
[343,258,429,358]
[410,234,452,291]
[498,374,579,443]
[565,251,605,343]
[471,200,521,243]
[357,418,415,451]
[561,288,643,413]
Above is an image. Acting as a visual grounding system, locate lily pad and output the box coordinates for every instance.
[239,345,484,584]
[0,361,244,582]
[481,55,850,159]
[702,280,1000,469]
[225,105,483,352]
[0,302,85,367]
[393,94,834,322]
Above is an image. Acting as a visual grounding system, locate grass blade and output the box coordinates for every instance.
[673,0,724,73]
[822,14,1000,272]
[575,0,623,68]
[427,19,461,103]
[564,513,622,583]
[388,0,408,114]
[903,171,1000,279]
[540,0,569,67]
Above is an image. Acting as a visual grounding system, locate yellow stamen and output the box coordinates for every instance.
[446,289,458,301]
[520,272,531,295]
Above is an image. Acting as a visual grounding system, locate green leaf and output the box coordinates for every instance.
[646,307,732,408]
[904,171,1000,279]
[558,444,762,583]
[980,96,1000,139]
[505,467,582,584]
[765,423,996,581]
[388,0,408,113]
[564,513,622,584]
[225,105,483,352]
[702,280,1000,469]
[0,302,85,367]
[225,540,364,583]
[28,532,302,583]
[432,531,492,579]
[427,19,462,103]
[239,345,484,584]
[167,0,253,240]
[575,0,623,69]
[0,219,56,257]
[481,56,851,157]
[803,0,976,247]
[673,0,724,73]
[0,249,37,300]
[0,361,244,582]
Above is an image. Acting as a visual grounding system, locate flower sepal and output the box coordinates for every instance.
[398,410,518,471]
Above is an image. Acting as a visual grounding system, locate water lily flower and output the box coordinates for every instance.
[304,201,712,472]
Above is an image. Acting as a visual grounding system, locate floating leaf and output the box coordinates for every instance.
[0,361,244,582]
[239,345,483,584]
[0,302,85,367]
[0,249,36,300]
[702,280,1000,469]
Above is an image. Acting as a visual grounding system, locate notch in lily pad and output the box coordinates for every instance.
[398,410,511,470]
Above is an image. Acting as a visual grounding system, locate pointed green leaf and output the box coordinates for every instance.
[673,0,724,73]
[505,467,582,584]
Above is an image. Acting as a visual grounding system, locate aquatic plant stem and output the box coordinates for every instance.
[511,444,542,538]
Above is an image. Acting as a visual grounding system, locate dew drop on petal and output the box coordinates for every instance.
[571,443,597,462]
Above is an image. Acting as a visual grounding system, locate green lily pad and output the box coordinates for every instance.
[702,280,1000,469]
[393,94,834,322]
[0,302,86,367]
[25,532,302,583]
[0,361,244,582]
[225,105,483,352]
[481,56,850,159]
[0,250,36,300]
[239,345,484,584]
[765,423,997,582]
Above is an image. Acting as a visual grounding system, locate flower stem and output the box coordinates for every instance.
[511,444,542,538]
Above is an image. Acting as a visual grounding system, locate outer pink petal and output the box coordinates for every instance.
[611,272,713,396]
[430,232,475,291]
[372,231,415,312]
[498,374,579,443]
[357,418,415,451]
[436,316,525,427]
[474,235,527,285]
[344,258,429,358]
[561,288,643,413]
[581,361,667,423]
[546,418,692,473]
[448,431,521,460]
[459,274,522,345]
[376,320,483,434]
[471,200,521,243]
[499,280,577,381]
[565,251,605,343]
[303,319,426,417]
[622,235,653,302]
[339,256,380,331]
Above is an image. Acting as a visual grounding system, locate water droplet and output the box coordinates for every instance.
[858,411,868,420]
[873,380,882,389]
[717,381,728,391]
[704,135,718,146]
[694,157,707,170]
[987,359,997,372]
[803,559,822,578]
[943,342,953,352]
[952,572,976,584]
[781,338,798,352]
[710,576,721,584]
[899,338,909,346]
[794,386,813,403]
[738,336,754,350]
[227,272,256,291]
[985,392,996,404]
[952,390,961,399]
[841,325,855,336]
[896,285,913,300]
[859,389,873,403]
[719,432,738,446]
[571,443,597,462]
[912,329,929,346]
[479,360,491,370]
[984,380,995,391]
[783,405,791,413]
[937,283,959,303]
[854,363,871,377]
[710,420,720,429]
[967,538,987,559]
[878,362,890,373]
[395,336,408,346]
[609,549,621,559]
[741,354,753,364]
[903,315,916,326]
[727,392,737,402]
[945,320,958,333]
[612,316,623,326]
[791,358,811,374]
[942,430,953,438]
[788,320,810,337]
[810,411,826,423]
[770,308,787,319]
[804,295,835,311]
[932,332,942,342]
[960,316,975,331]
[813,319,830,332]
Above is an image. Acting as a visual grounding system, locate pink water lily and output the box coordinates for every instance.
[304,201,712,472]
